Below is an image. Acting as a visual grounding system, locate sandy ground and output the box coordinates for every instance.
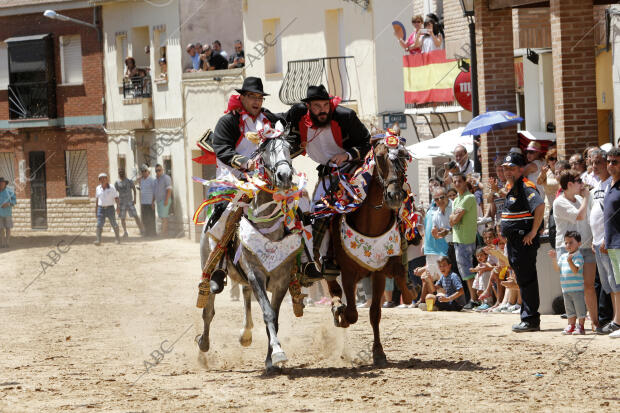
[1,231,619,413]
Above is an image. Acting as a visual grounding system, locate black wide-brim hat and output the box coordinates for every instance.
[235,77,269,96]
[301,85,331,102]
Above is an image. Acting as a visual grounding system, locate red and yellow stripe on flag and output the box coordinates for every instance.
[403,49,459,104]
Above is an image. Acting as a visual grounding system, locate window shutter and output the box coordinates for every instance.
[60,35,83,84]
[0,43,8,89]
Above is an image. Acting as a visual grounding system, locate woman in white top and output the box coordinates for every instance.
[413,19,443,53]
[553,169,599,330]
[524,141,545,192]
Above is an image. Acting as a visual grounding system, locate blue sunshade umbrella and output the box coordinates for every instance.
[461,111,523,136]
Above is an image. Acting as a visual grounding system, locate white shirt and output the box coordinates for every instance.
[526,159,544,195]
[305,126,346,166]
[582,171,600,187]
[553,194,592,249]
[421,35,443,53]
[589,176,612,247]
[96,184,119,207]
[459,159,474,175]
[216,112,268,179]
[432,204,453,243]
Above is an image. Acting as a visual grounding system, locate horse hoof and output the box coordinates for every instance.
[239,332,252,347]
[332,304,348,328]
[373,353,387,367]
[271,351,288,366]
[196,334,209,352]
[265,365,282,375]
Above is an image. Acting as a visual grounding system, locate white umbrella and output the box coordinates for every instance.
[407,127,473,159]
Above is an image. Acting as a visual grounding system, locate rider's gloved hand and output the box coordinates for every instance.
[244,158,258,171]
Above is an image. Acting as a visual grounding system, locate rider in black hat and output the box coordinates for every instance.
[285,84,371,278]
[206,77,322,293]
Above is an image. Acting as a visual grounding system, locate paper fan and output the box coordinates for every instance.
[392,21,406,41]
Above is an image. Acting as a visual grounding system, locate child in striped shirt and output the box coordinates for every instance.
[549,230,587,335]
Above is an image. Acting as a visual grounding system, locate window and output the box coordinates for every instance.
[0,43,8,89]
[6,34,56,120]
[59,35,83,84]
[153,26,167,79]
[263,18,282,74]
[0,152,15,187]
[116,32,128,84]
[65,150,88,197]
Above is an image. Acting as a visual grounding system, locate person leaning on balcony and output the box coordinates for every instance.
[413,18,443,53]
[124,57,139,79]
[397,14,423,54]
[200,45,228,71]
[186,43,201,72]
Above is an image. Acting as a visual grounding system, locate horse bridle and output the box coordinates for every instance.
[372,143,408,210]
[256,137,293,185]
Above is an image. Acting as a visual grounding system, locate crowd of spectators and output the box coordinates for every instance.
[396,12,444,55]
[185,39,245,72]
[335,140,620,338]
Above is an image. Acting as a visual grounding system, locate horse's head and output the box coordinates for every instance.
[257,123,293,191]
[371,127,409,210]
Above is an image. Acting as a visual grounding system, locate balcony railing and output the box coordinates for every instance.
[8,81,56,120]
[123,75,152,99]
[279,56,356,105]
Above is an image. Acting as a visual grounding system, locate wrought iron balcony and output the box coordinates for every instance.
[123,75,152,99]
[279,56,356,105]
[8,81,56,120]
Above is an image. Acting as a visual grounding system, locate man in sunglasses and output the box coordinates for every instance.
[500,152,545,332]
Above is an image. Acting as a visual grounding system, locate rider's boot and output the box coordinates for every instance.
[209,268,227,294]
[321,255,340,279]
[300,261,323,282]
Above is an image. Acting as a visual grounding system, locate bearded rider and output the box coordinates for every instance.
[285,85,371,278]
[206,77,322,294]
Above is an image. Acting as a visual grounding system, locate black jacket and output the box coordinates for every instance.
[211,109,284,170]
[284,103,371,162]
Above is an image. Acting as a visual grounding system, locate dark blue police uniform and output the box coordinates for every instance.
[501,174,544,327]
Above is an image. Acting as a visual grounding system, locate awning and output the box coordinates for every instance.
[407,127,473,159]
[4,33,51,43]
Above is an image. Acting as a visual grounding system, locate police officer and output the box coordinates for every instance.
[500,152,545,332]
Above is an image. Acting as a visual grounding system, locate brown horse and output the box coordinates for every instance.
[327,136,413,366]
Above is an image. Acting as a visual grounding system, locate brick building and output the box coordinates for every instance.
[0,1,106,231]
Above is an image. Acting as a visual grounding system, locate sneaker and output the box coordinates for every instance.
[601,322,620,335]
[418,303,427,311]
[492,304,508,313]
[463,300,477,310]
[501,304,514,313]
[572,325,586,335]
[562,325,576,335]
[510,305,521,314]
[383,301,396,308]
[474,303,490,312]
[512,321,540,333]
[357,302,370,308]
[396,303,409,309]
[610,329,620,338]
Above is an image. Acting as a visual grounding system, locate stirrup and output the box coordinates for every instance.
[209,269,227,294]
[300,262,323,284]
[321,257,340,280]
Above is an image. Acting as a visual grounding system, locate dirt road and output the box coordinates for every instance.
[1,232,619,412]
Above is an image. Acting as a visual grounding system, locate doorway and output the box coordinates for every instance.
[29,151,47,229]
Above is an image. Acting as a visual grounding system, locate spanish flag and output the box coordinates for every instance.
[403,49,459,105]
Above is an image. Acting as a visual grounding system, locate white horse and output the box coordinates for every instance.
[197,129,300,373]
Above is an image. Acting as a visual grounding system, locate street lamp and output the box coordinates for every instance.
[44,9,98,30]
[459,0,481,174]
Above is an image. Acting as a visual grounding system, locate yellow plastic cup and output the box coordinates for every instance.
[426,298,435,311]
